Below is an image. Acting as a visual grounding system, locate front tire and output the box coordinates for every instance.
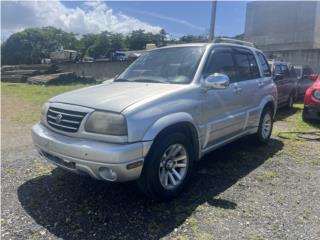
[253,107,273,144]
[137,131,195,201]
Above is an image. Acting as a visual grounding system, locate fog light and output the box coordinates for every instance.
[99,167,117,181]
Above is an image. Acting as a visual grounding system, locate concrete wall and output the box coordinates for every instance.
[245,1,319,51]
[58,61,133,81]
[265,49,320,72]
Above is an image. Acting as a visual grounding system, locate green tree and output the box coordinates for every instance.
[1,27,78,64]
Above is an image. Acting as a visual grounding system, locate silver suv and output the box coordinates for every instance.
[32,39,277,200]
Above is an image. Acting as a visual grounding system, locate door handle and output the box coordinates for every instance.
[233,87,242,94]
[258,81,264,87]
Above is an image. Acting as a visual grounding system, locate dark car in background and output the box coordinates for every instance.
[269,60,297,108]
[303,74,320,121]
[294,65,315,98]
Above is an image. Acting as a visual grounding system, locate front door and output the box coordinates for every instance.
[201,47,246,149]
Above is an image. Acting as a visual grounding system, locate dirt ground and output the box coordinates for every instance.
[1,87,320,240]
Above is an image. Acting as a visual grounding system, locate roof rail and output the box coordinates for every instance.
[212,37,255,48]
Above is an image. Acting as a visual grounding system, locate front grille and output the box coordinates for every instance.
[47,106,87,132]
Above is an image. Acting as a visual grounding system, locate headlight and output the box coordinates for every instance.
[85,111,127,136]
[40,102,49,123]
[313,90,320,100]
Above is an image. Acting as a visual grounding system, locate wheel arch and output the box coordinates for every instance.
[259,95,277,119]
[142,113,200,160]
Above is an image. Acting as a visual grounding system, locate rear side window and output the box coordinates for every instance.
[289,66,297,78]
[257,52,271,77]
[204,49,237,82]
[248,54,260,79]
[234,52,252,81]
[233,49,260,81]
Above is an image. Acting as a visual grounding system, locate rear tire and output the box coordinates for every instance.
[287,94,294,109]
[137,131,195,201]
[253,107,273,145]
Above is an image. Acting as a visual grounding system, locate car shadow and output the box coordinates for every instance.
[275,106,299,121]
[18,137,283,240]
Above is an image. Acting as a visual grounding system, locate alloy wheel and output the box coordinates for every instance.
[159,144,189,190]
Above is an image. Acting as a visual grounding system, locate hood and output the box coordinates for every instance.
[50,82,186,112]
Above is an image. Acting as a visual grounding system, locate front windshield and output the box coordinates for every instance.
[116,46,205,84]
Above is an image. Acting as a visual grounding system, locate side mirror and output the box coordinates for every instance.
[204,73,230,89]
[274,73,283,81]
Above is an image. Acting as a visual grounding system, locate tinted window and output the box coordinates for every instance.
[294,68,302,78]
[289,66,297,78]
[233,49,260,81]
[204,49,237,82]
[303,67,313,76]
[281,64,290,77]
[234,52,252,81]
[248,54,260,79]
[274,65,282,75]
[257,52,271,77]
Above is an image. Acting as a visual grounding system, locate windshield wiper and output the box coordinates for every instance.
[131,79,164,83]
[114,78,131,82]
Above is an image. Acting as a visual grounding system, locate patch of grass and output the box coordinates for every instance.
[195,231,213,240]
[1,83,90,107]
[255,170,276,182]
[246,234,265,240]
[32,162,54,176]
[213,208,228,218]
[172,235,189,240]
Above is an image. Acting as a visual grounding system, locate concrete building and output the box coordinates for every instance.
[245,1,320,72]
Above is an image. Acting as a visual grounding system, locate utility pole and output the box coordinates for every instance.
[209,0,217,41]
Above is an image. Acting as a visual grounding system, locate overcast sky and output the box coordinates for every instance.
[1,1,247,42]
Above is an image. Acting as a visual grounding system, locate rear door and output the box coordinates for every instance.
[232,47,262,130]
[280,64,293,103]
[298,67,314,96]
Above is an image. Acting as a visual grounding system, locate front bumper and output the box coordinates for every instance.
[32,123,152,182]
[303,104,320,121]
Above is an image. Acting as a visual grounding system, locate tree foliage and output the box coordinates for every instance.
[1,26,242,65]
[1,27,78,65]
[1,27,169,64]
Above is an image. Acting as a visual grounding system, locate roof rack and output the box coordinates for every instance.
[212,37,255,48]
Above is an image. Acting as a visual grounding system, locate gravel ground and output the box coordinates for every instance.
[1,91,320,240]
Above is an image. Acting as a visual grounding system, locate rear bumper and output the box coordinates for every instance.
[303,104,320,121]
[32,123,152,182]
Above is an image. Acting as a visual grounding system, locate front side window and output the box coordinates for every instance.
[257,52,271,77]
[116,47,205,84]
[281,64,290,77]
[204,49,237,82]
[274,65,282,75]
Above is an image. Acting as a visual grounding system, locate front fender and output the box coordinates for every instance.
[142,112,200,141]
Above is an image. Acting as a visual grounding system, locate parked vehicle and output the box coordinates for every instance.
[303,74,320,121]
[32,39,277,200]
[82,57,94,63]
[50,50,77,63]
[269,60,297,108]
[114,51,128,61]
[294,65,315,98]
